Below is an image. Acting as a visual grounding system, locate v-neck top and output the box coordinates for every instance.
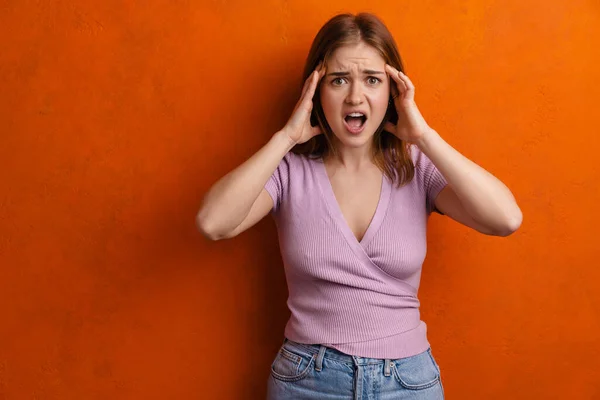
[315,160,391,249]
[264,145,448,359]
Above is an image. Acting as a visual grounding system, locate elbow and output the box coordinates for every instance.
[195,213,225,241]
[496,208,523,237]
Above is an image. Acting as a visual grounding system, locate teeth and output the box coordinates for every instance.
[347,112,365,117]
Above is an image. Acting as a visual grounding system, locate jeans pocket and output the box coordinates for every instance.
[391,348,440,390]
[426,348,442,376]
[270,343,316,382]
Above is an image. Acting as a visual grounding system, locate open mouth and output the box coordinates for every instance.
[344,114,367,133]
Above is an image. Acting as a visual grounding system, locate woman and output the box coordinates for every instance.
[197,12,522,400]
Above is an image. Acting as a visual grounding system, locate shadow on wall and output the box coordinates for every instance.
[189,51,316,398]
[226,54,311,399]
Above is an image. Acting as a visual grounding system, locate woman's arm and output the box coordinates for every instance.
[383,64,522,236]
[196,130,294,240]
[197,64,327,241]
[417,128,523,236]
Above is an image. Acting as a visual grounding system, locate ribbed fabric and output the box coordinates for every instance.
[264,145,448,359]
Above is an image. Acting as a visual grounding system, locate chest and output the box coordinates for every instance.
[327,168,383,243]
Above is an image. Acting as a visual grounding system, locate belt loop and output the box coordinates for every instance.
[384,359,392,377]
[315,345,327,372]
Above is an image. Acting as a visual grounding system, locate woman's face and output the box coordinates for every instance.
[319,41,391,150]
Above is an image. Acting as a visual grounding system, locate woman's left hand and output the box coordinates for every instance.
[384,64,432,145]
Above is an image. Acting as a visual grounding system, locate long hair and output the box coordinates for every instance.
[292,12,415,187]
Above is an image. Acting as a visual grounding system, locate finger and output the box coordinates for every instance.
[301,61,322,96]
[385,64,402,83]
[395,71,408,94]
[300,62,324,97]
[311,61,327,95]
[295,76,312,111]
[385,64,407,96]
[293,75,314,114]
[301,70,320,108]
[397,70,415,93]
[300,70,316,97]
[317,61,327,81]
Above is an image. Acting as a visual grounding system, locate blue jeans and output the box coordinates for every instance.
[267,338,445,399]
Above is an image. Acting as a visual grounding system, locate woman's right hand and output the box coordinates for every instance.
[281,63,327,145]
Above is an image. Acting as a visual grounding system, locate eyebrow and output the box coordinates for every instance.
[326,70,385,77]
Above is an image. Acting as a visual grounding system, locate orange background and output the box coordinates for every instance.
[1,1,599,399]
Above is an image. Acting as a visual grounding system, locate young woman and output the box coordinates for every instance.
[197,12,522,400]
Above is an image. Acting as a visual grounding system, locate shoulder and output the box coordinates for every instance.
[409,144,430,169]
[280,151,318,174]
[285,150,313,164]
[272,151,303,175]
[270,152,318,190]
[409,145,440,181]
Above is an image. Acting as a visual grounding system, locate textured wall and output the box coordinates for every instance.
[1,0,599,398]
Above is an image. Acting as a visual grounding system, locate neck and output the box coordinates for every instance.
[325,137,376,171]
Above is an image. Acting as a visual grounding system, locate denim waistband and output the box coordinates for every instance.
[283,338,394,365]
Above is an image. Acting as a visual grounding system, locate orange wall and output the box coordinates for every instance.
[1,1,599,398]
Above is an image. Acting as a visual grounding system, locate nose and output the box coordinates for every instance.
[345,82,364,105]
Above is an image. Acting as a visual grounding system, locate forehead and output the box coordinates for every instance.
[327,42,384,70]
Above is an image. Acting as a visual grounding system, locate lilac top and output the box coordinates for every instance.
[264,145,448,358]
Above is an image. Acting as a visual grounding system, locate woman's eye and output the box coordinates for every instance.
[331,77,380,86]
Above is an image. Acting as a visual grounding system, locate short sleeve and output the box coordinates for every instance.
[414,147,448,215]
[264,152,291,214]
